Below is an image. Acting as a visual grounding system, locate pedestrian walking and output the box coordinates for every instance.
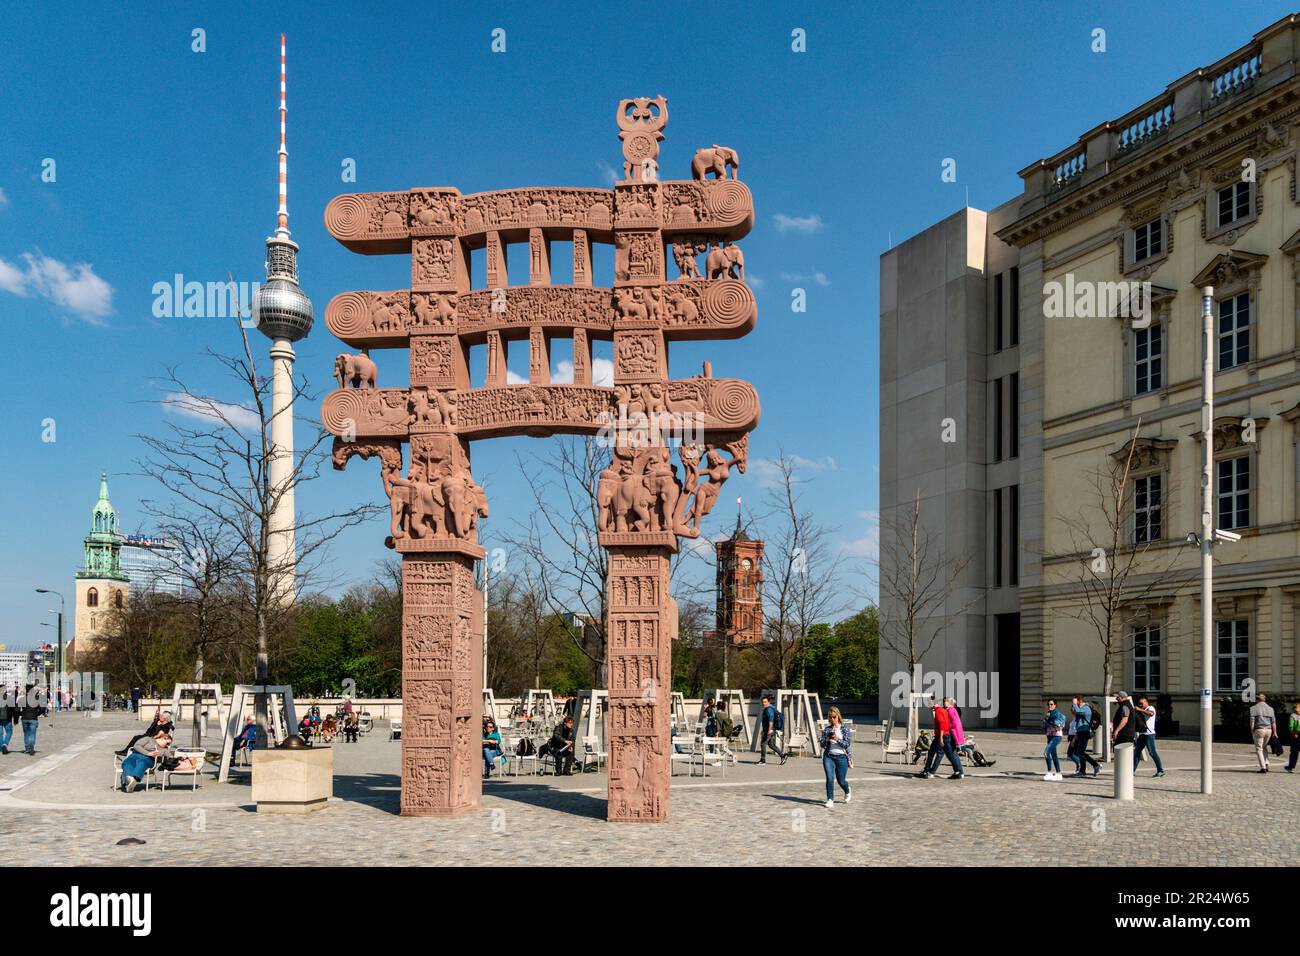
[1067,696,1101,777]
[1133,695,1165,777]
[1249,693,1277,773]
[1041,699,1067,781]
[0,685,17,755]
[1286,703,1300,773]
[19,684,46,755]
[759,695,787,765]
[820,706,852,808]
[1112,691,1137,758]
[917,698,963,779]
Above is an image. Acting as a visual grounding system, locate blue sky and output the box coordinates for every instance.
[2,0,1293,646]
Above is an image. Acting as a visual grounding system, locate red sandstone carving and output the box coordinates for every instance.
[334,351,378,390]
[691,145,740,181]
[324,99,758,821]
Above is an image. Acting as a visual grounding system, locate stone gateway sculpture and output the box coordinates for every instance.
[322,101,759,821]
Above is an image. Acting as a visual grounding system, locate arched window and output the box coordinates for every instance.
[87,587,99,608]
[114,590,124,609]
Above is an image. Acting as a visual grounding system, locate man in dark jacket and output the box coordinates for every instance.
[117,710,176,756]
[551,715,576,775]
[19,684,47,755]
[0,685,18,755]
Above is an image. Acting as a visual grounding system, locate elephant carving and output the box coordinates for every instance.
[691,145,740,181]
[706,241,744,280]
[335,351,378,390]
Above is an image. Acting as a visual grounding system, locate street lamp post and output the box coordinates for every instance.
[1199,286,1215,796]
[35,588,65,710]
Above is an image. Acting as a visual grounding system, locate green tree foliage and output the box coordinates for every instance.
[791,607,879,698]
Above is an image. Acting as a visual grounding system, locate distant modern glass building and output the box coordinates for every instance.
[120,535,185,596]
[0,652,28,688]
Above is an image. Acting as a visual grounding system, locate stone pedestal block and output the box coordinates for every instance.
[251,746,333,814]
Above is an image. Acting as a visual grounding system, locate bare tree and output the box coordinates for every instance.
[877,488,974,695]
[1056,419,1185,755]
[504,437,611,686]
[758,452,846,688]
[137,315,380,745]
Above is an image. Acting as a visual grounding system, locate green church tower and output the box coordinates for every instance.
[77,472,128,582]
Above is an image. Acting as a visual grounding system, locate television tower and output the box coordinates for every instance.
[252,35,313,603]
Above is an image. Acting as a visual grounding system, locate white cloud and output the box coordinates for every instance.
[523,358,614,387]
[0,258,26,295]
[841,512,880,561]
[596,161,619,186]
[773,213,824,234]
[0,251,114,323]
[779,270,831,287]
[162,392,261,431]
[749,454,839,487]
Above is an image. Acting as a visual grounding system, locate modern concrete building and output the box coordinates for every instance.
[881,14,1300,729]
[120,535,185,596]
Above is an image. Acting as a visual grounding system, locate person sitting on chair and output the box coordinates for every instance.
[343,713,360,743]
[231,716,257,762]
[117,710,175,756]
[320,714,338,743]
[482,719,505,777]
[120,730,175,792]
[551,715,576,775]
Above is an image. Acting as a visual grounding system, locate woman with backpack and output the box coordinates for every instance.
[1041,700,1067,781]
[1068,696,1101,777]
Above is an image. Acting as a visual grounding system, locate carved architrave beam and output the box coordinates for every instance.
[321,379,761,441]
[324,279,757,349]
[324,181,753,254]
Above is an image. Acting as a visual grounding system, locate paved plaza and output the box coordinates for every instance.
[0,713,1293,866]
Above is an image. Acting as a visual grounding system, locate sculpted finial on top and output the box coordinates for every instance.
[617,96,668,183]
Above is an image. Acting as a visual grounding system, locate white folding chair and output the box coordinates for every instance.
[162,748,207,791]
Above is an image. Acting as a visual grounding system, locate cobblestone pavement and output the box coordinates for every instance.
[1,713,1293,865]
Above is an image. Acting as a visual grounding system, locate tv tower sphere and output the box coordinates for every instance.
[253,34,313,343]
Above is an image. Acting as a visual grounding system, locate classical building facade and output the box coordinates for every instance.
[881,14,1300,728]
[72,472,130,664]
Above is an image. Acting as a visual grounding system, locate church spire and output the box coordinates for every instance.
[79,471,128,581]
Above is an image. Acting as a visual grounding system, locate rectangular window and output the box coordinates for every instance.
[1133,218,1163,262]
[1009,372,1019,459]
[993,273,1003,352]
[1217,181,1251,228]
[1217,293,1250,370]
[1134,323,1162,395]
[1216,456,1250,530]
[1008,484,1019,587]
[1009,267,1020,346]
[1133,625,1162,692]
[1215,619,1249,692]
[1134,473,1162,544]
[992,377,1003,462]
[993,488,1003,589]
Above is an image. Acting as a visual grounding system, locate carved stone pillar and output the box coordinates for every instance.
[485,330,506,388]
[529,326,550,384]
[572,328,592,386]
[529,228,550,286]
[398,546,484,816]
[573,229,591,287]
[486,231,507,290]
[604,542,675,821]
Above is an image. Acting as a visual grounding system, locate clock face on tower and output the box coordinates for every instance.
[741,558,752,570]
